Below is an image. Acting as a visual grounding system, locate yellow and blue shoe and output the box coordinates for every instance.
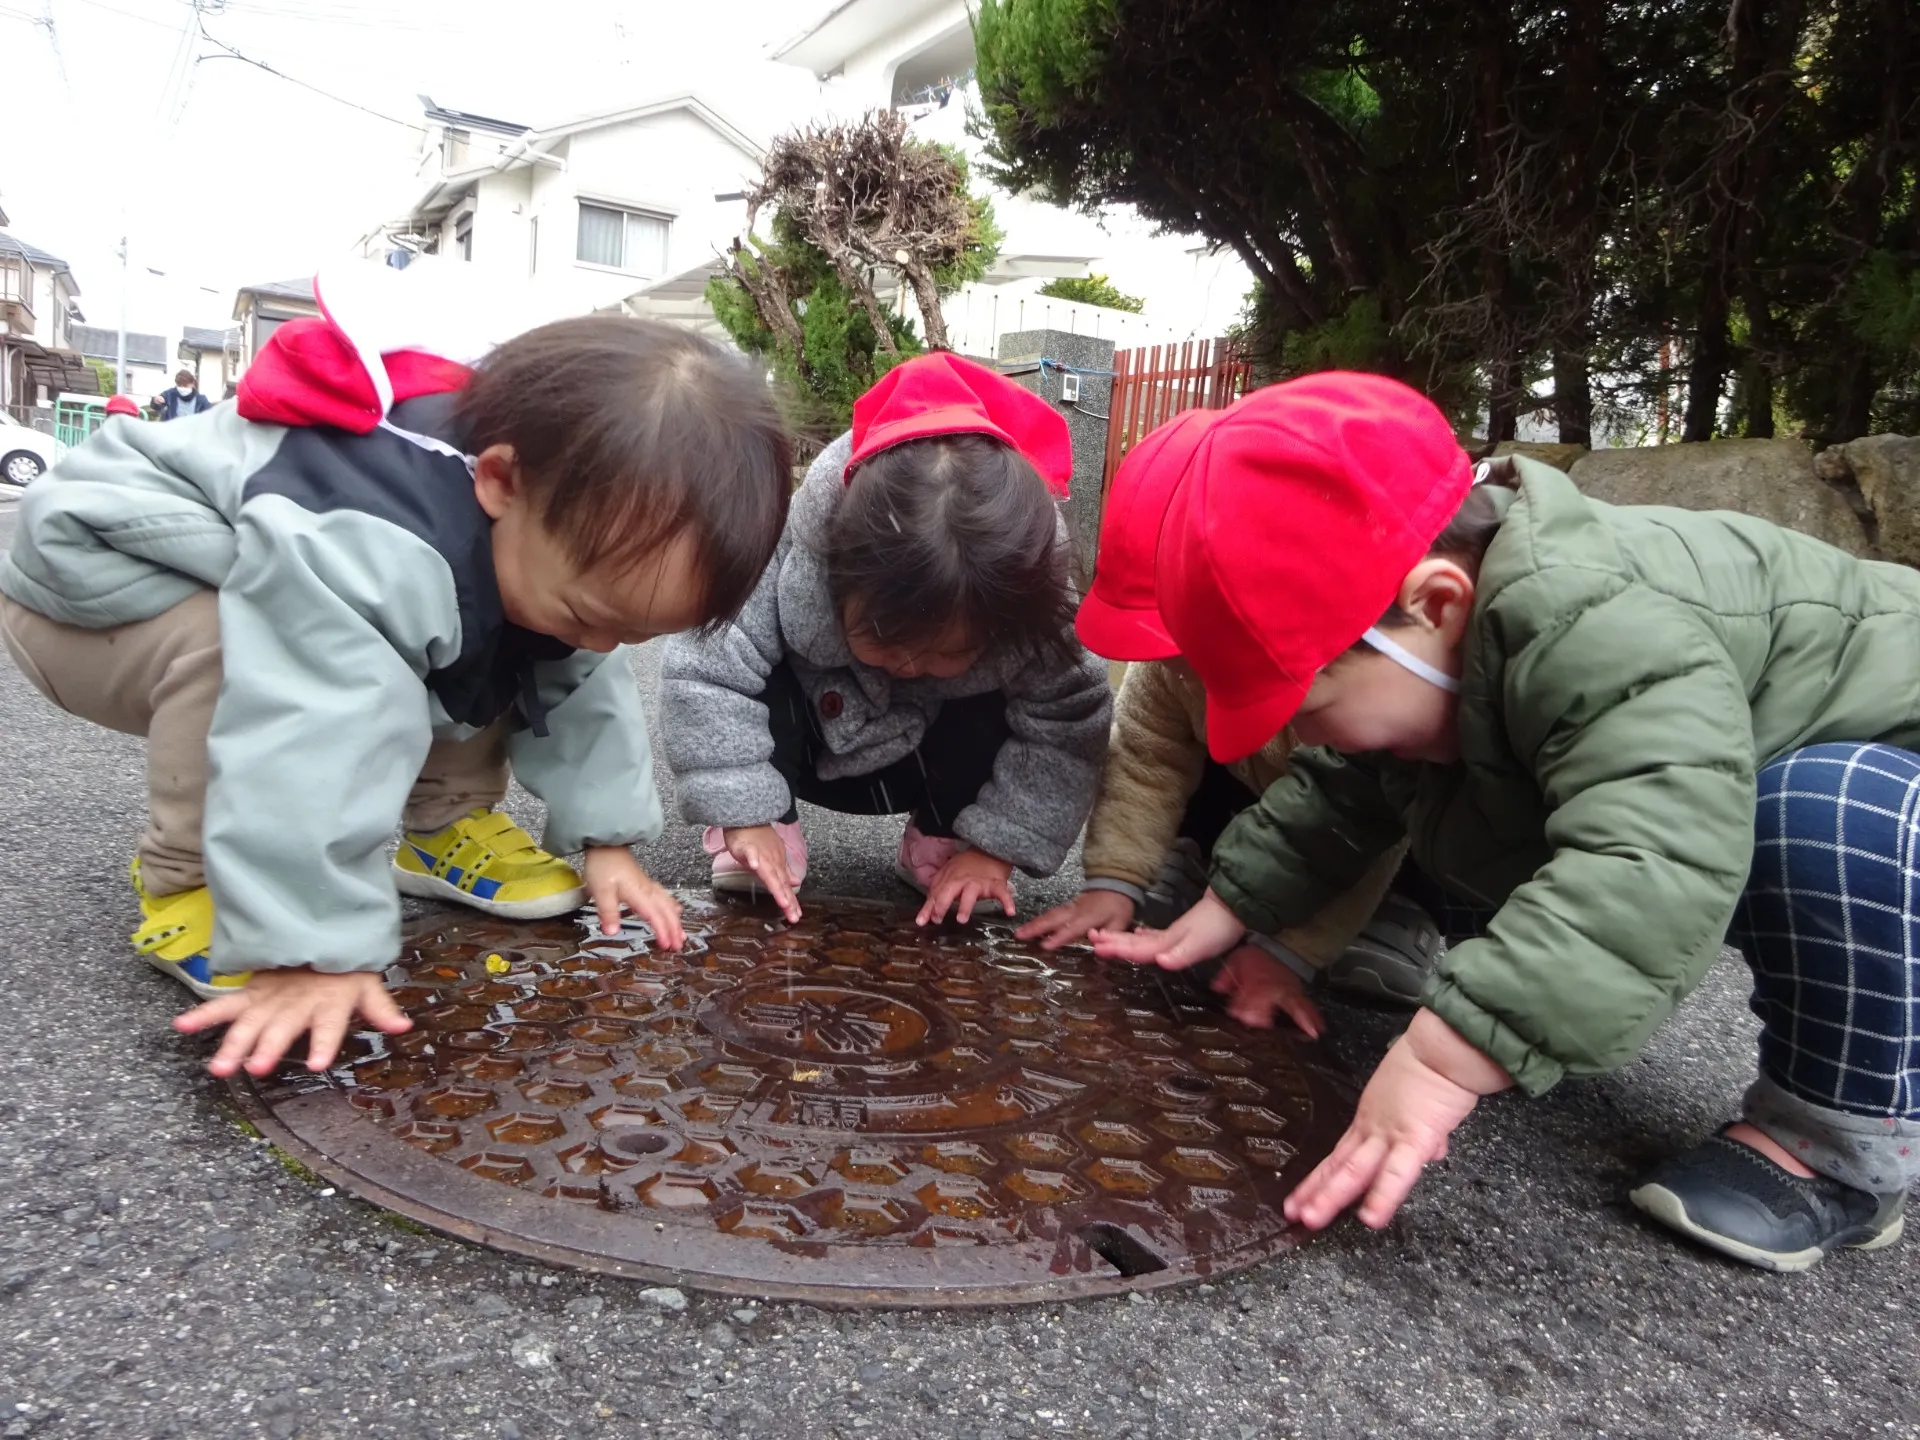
[393,808,586,920]
[129,857,251,1001]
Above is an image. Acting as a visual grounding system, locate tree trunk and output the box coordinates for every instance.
[1682,299,1730,442]
[1552,348,1593,446]
[902,264,950,350]
[1487,349,1521,443]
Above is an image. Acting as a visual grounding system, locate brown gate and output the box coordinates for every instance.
[1101,338,1252,493]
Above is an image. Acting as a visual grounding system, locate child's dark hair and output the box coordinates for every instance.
[1371,458,1518,631]
[830,433,1075,662]
[456,315,791,628]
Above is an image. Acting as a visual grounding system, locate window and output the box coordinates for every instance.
[454,212,473,263]
[576,202,669,275]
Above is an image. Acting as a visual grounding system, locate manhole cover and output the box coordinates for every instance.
[229,892,1355,1306]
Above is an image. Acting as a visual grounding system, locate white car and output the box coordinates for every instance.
[1,412,59,487]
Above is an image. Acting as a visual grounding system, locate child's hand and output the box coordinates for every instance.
[1212,944,1324,1037]
[918,849,1015,926]
[583,845,685,950]
[1015,888,1136,950]
[722,825,803,922]
[1090,887,1246,969]
[175,968,412,1078]
[1284,1009,1513,1231]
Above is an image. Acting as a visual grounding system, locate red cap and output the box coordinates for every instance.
[104,394,141,417]
[1158,372,1472,762]
[847,352,1072,496]
[1074,407,1217,660]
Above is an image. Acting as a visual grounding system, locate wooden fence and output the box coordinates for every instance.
[1101,338,1253,492]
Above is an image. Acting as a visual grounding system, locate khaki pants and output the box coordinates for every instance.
[0,589,508,898]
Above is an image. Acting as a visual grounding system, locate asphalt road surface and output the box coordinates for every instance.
[0,489,1915,1438]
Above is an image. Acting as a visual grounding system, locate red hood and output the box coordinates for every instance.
[237,277,472,433]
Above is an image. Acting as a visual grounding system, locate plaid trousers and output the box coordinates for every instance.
[1730,743,1920,1191]
[1400,741,1920,1192]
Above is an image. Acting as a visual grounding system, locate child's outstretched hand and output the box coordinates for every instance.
[583,845,685,949]
[1212,944,1324,1037]
[722,825,803,922]
[175,968,412,1078]
[1090,887,1246,969]
[1284,1009,1513,1231]
[1016,888,1136,950]
[918,848,1015,926]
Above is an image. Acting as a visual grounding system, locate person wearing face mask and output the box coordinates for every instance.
[152,369,214,421]
[1088,372,1920,1274]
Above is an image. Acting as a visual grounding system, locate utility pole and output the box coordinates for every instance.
[114,235,129,395]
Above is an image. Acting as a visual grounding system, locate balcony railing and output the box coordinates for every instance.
[1,261,35,335]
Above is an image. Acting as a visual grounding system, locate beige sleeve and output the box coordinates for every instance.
[1273,838,1408,967]
[1080,661,1209,891]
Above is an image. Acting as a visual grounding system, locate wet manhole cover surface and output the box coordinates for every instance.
[230,893,1355,1305]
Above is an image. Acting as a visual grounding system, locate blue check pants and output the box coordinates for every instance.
[1730,743,1920,1193]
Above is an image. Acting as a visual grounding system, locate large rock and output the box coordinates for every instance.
[1818,434,1920,568]
[1493,440,1590,473]
[1566,438,1876,557]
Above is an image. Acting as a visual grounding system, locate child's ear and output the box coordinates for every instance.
[1397,558,1476,640]
[471,444,522,520]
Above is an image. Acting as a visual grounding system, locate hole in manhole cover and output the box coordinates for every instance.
[230,892,1355,1306]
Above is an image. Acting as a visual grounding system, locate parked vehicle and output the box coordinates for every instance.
[0,411,58,487]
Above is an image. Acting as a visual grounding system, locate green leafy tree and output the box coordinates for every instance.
[1037,272,1144,311]
[976,0,1918,444]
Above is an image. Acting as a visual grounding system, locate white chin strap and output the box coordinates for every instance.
[1359,627,1460,693]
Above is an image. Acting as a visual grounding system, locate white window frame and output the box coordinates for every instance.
[574,199,672,278]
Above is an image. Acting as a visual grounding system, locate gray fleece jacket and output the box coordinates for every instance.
[660,432,1110,875]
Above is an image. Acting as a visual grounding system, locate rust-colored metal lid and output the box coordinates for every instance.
[228,893,1354,1306]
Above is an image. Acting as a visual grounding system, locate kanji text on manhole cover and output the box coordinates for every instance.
[227,893,1356,1305]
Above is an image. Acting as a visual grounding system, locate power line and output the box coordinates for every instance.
[197,26,422,129]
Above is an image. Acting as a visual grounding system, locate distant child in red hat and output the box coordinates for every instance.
[1087,371,1920,1272]
[103,394,142,419]
[1014,411,1443,1032]
[661,352,1112,926]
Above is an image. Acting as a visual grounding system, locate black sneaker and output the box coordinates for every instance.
[1629,1132,1907,1272]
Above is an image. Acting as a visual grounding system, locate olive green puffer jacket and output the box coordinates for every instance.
[1210,457,1920,1096]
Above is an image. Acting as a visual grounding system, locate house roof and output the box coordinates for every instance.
[0,230,78,289]
[237,277,316,304]
[418,95,531,137]
[180,325,237,351]
[69,324,170,367]
[772,0,959,75]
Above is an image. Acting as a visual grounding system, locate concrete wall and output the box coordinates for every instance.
[996,327,1116,592]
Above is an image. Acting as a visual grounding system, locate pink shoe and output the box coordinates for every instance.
[894,822,963,895]
[703,821,808,895]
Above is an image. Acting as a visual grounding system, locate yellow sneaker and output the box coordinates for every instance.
[129,857,251,1001]
[393,808,585,919]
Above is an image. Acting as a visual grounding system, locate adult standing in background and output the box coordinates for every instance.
[150,370,212,421]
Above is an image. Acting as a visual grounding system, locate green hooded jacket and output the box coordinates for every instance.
[1209,457,1920,1096]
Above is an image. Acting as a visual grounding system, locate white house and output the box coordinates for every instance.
[1,228,94,418]
[768,0,1251,351]
[356,94,763,327]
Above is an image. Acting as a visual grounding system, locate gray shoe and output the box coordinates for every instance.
[1630,1132,1907,1272]
[1323,893,1444,1006]
[1139,838,1208,930]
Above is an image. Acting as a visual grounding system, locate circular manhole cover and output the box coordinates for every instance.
[229,892,1355,1306]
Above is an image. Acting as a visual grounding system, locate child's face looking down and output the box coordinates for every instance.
[474,445,708,652]
[842,606,982,680]
[1287,558,1475,764]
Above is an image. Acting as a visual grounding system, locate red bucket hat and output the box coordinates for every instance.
[1158,371,1472,762]
[104,394,141,417]
[1074,408,1217,660]
[846,352,1072,496]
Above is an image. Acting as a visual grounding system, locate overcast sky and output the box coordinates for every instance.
[0,0,828,333]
